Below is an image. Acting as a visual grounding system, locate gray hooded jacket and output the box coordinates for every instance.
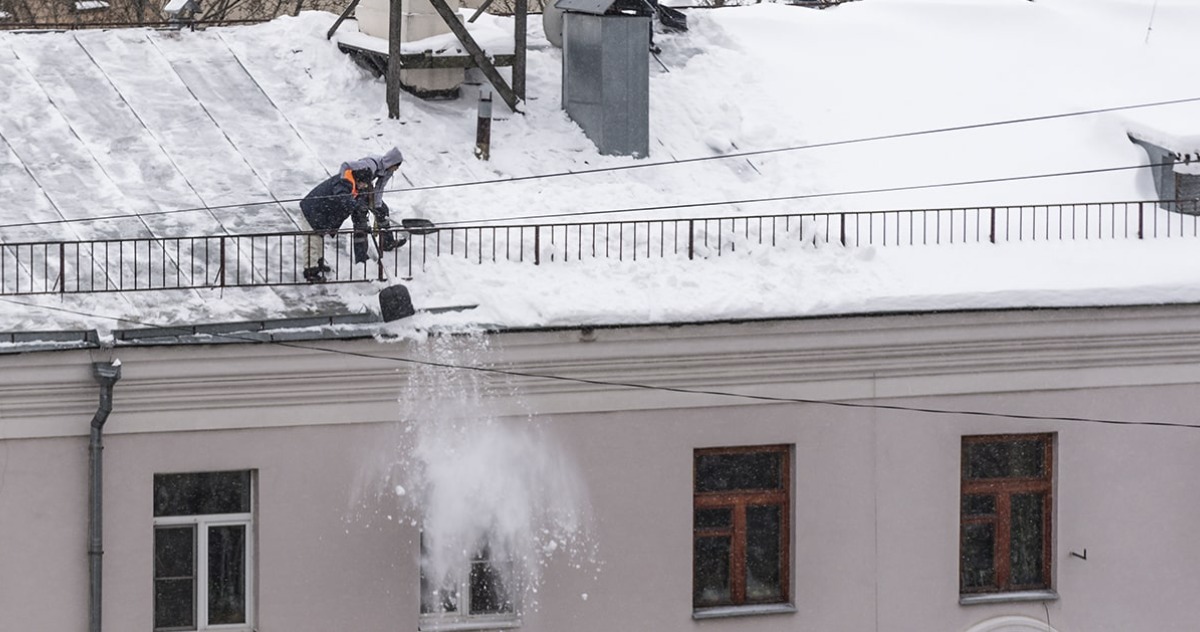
[339,146,404,202]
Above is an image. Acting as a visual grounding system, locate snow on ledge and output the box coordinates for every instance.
[74,0,110,11]
[1125,106,1200,146]
[1125,105,1200,176]
[332,15,514,57]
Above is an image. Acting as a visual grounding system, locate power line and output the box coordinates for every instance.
[0,96,1194,231]
[0,161,1168,233]
[433,162,1161,226]
[2,296,1197,432]
[399,95,1200,196]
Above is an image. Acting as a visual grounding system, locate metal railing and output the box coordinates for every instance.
[0,199,1197,296]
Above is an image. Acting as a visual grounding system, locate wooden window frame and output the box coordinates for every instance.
[960,434,1053,595]
[693,444,791,609]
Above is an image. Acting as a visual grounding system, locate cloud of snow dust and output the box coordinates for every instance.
[381,334,596,613]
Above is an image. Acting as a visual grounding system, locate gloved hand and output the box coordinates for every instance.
[352,231,370,264]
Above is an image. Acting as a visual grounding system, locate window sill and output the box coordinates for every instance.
[418,618,521,632]
[692,603,797,620]
[959,590,1059,606]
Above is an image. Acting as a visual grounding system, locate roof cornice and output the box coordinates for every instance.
[3,304,1200,439]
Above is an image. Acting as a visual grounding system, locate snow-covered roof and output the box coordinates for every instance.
[1,0,1200,337]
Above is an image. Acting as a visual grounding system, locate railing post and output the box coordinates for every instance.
[840,213,847,246]
[534,226,540,265]
[989,208,996,244]
[688,220,695,260]
[377,239,386,282]
[57,242,66,293]
[1138,202,1144,239]
[219,237,227,287]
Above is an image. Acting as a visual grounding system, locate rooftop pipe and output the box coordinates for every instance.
[89,360,121,632]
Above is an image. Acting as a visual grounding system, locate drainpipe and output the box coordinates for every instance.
[89,360,122,632]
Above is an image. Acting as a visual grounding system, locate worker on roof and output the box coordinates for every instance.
[298,146,405,283]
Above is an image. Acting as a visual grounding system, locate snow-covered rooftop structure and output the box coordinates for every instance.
[162,0,200,20]
[1125,105,1200,206]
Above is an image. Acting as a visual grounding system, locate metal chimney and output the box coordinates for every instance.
[559,0,650,157]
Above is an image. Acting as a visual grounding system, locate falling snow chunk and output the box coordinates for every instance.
[394,484,406,496]
[581,593,588,601]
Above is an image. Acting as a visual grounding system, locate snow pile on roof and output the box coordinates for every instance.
[0,0,1199,335]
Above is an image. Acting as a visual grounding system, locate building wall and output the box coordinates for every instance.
[0,435,90,631]
[2,305,1200,631]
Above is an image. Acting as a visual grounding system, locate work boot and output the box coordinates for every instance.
[378,229,408,252]
[303,258,332,283]
[303,267,326,283]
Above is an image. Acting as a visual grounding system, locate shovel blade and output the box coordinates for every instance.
[402,218,438,235]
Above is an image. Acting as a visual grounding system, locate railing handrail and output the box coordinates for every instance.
[4,198,1193,246]
[0,198,1196,296]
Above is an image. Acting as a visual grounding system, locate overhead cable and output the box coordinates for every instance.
[0,161,1168,232]
[0,96,1194,231]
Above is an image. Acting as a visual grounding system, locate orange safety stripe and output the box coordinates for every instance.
[342,169,358,197]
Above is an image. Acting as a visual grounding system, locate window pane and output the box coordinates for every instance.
[693,536,732,607]
[696,451,782,492]
[208,525,247,625]
[745,505,783,602]
[1008,441,1045,478]
[154,527,195,632]
[694,508,732,530]
[420,571,459,615]
[154,471,251,517]
[1010,493,1046,587]
[961,494,995,516]
[960,523,995,590]
[155,526,195,579]
[964,439,1045,480]
[469,559,514,615]
[155,579,195,630]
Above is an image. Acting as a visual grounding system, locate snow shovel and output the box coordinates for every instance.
[401,218,437,235]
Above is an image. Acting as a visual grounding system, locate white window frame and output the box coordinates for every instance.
[153,484,254,632]
[418,542,520,632]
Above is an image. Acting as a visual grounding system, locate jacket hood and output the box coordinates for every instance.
[381,146,404,169]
